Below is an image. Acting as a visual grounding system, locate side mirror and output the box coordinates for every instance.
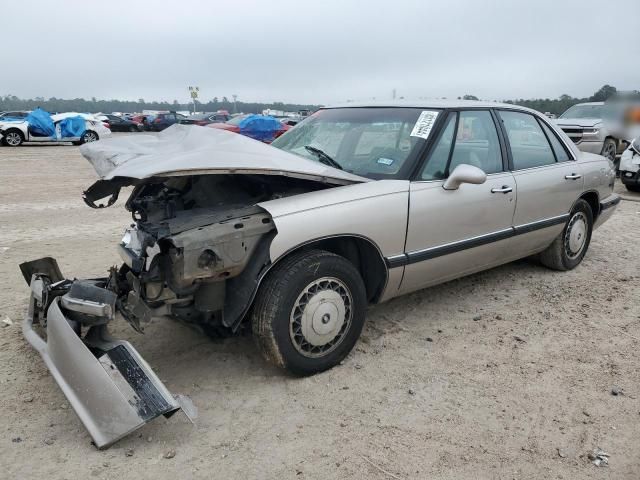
[442,164,487,190]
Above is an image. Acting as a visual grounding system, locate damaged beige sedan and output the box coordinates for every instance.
[21,101,620,448]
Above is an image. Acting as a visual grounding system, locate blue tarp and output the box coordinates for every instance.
[25,108,55,137]
[59,116,86,138]
[238,115,282,142]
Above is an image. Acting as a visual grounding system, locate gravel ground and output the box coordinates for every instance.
[1,139,639,479]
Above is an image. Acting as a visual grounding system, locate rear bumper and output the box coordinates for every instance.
[22,260,193,449]
[595,193,620,229]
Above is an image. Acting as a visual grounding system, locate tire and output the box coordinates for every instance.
[129,125,137,132]
[601,138,617,163]
[80,130,99,144]
[2,129,24,147]
[625,184,640,193]
[539,199,593,271]
[251,249,367,376]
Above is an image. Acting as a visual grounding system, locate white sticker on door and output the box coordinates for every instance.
[410,110,439,140]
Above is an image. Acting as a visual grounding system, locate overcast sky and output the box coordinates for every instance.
[5,0,639,105]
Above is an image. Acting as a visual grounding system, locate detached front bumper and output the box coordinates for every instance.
[21,258,193,449]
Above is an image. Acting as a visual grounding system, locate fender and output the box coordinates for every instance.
[258,180,411,262]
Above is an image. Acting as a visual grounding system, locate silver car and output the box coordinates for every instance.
[20,101,619,448]
[554,101,623,162]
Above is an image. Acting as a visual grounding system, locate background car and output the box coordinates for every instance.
[180,111,231,126]
[555,102,624,163]
[208,113,290,142]
[0,109,110,146]
[147,112,188,131]
[619,138,640,192]
[101,114,143,132]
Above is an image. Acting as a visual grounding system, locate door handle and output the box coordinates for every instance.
[565,173,582,180]
[491,185,513,194]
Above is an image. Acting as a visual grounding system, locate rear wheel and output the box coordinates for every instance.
[539,199,593,271]
[2,129,24,147]
[129,125,137,132]
[251,250,367,376]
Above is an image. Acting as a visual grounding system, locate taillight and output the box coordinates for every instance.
[103,122,110,129]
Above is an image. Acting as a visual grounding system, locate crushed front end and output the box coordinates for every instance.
[21,172,325,448]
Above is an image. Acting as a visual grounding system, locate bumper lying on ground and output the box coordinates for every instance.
[22,259,192,449]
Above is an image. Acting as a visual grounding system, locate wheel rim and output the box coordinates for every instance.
[564,212,588,259]
[603,142,616,161]
[289,277,353,358]
[84,132,97,142]
[6,132,21,145]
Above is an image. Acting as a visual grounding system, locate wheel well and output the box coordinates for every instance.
[4,127,24,138]
[276,236,388,304]
[580,191,600,220]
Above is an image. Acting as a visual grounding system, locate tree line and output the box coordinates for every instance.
[0,96,319,115]
[0,85,635,116]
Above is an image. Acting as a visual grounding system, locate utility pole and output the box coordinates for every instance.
[232,94,238,113]
[188,86,199,114]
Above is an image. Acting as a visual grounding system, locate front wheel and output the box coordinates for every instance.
[80,130,99,144]
[538,199,593,271]
[251,250,367,376]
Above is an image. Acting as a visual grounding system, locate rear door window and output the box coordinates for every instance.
[539,121,571,162]
[498,111,556,169]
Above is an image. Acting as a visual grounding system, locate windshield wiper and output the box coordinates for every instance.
[304,145,343,170]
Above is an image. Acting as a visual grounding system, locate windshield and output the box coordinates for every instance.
[560,104,603,119]
[271,107,437,179]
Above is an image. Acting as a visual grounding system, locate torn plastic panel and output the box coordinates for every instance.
[83,177,138,209]
[21,258,193,449]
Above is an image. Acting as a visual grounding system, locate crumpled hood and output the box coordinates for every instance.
[79,124,367,186]
[554,118,602,128]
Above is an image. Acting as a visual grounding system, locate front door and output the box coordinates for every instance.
[399,110,517,294]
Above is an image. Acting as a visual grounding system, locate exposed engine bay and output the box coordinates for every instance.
[106,174,328,335]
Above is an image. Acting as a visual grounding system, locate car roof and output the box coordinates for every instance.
[322,99,543,114]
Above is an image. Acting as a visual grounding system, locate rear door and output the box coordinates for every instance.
[496,110,583,251]
[399,109,517,294]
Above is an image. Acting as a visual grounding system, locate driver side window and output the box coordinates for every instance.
[420,110,503,180]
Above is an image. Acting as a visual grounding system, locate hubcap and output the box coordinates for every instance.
[6,132,21,145]
[564,212,588,259]
[84,132,97,142]
[289,277,353,358]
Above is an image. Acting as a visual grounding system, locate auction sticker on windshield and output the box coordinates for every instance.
[410,111,439,140]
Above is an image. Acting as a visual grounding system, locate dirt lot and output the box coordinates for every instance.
[1,140,639,479]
